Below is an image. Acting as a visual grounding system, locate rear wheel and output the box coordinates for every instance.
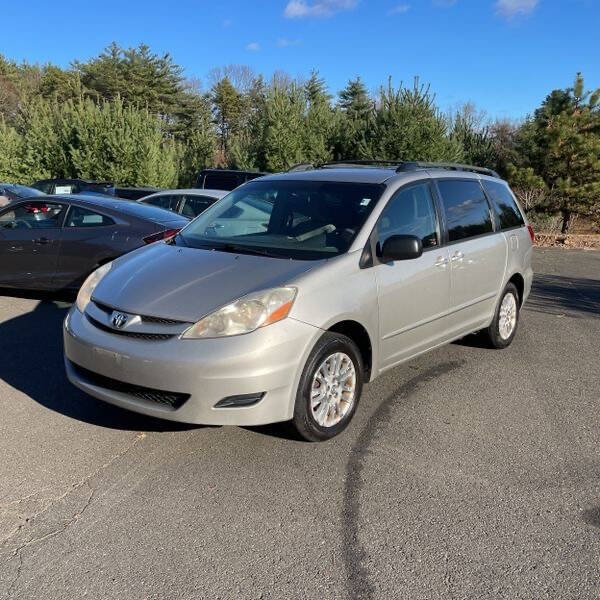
[483,282,520,349]
[292,332,363,442]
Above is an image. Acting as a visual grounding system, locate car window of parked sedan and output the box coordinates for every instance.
[66,206,115,228]
[143,195,180,212]
[181,195,217,218]
[0,202,66,229]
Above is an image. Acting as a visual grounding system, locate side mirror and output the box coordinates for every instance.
[380,234,423,262]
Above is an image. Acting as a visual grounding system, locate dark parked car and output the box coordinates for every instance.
[0,183,45,207]
[195,169,267,191]
[0,195,187,291]
[31,178,114,196]
[139,189,228,218]
[31,179,162,200]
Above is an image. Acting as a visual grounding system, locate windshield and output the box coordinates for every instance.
[177,179,384,260]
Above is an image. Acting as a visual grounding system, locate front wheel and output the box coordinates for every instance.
[483,282,520,349]
[292,332,363,442]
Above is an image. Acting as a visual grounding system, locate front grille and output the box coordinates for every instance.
[69,361,190,409]
[93,301,186,326]
[141,314,184,325]
[86,315,175,341]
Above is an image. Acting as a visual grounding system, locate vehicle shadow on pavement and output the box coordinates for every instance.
[526,273,600,318]
[0,293,196,432]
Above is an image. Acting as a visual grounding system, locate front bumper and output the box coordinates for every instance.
[63,308,321,426]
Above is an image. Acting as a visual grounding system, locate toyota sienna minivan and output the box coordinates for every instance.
[64,162,534,441]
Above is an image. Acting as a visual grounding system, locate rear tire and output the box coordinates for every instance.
[292,332,363,442]
[483,282,520,349]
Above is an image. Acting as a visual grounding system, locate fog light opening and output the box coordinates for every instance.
[214,393,266,408]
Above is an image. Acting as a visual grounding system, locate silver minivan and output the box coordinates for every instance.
[64,162,534,441]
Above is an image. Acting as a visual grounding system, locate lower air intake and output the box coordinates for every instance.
[69,361,190,409]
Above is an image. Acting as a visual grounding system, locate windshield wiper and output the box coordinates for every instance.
[212,242,283,258]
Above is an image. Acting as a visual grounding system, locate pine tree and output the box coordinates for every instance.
[211,77,246,160]
[0,119,24,181]
[365,77,463,162]
[263,84,305,172]
[516,73,600,232]
[303,71,334,165]
[338,77,372,120]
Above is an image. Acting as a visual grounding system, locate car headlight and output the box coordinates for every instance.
[182,287,297,339]
[76,262,112,313]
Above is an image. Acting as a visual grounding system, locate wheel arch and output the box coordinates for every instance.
[327,320,373,381]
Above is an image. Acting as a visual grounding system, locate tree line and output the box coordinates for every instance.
[0,43,598,233]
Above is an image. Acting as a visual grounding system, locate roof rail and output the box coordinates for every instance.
[287,163,316,172]
[321,160,402,169]
[397,162,500,178]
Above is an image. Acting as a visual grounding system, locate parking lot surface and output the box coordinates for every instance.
[1,248,599,600]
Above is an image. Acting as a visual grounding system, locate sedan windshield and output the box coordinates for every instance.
[177,180,384,260]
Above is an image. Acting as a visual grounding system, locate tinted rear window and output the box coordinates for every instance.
[482,180,525,230]
[437,180,493,242]
[202,173,244,191]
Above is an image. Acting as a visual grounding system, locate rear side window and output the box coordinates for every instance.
[181,195,217,218]
[143,195,180,212]
[66,206,114,228]
[482,180,525,230]
[377,182,439,249]
[437,180,493,242]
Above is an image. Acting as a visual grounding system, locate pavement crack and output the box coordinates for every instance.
[342,361,464,600]
[0,431,146,594]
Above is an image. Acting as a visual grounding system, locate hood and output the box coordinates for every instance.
[92,242,320,322]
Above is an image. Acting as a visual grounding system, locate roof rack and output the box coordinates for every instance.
[396,162,499,178]
[287,163,316,172]
[285,160,500,178]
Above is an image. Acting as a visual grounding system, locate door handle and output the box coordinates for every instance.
[33,237,50,245]
[434,256,449,267]
[451,251,464,262]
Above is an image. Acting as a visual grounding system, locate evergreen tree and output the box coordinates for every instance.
[305,70,332,106]
[449,103,496,168]
[365,77,463,162]
[338,77,372,120]
[515,73,600,232]
[0,119,24,181]
[211,77,246,160]
[333,78,374,160]
[263,84,305,172]
[303,71,334,165]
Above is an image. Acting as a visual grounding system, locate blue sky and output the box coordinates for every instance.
[2,0,598,120]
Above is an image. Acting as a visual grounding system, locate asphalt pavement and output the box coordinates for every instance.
[0,247,599,600]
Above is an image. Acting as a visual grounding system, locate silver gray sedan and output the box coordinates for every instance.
[64,163,533,441]
[138,189,228,219]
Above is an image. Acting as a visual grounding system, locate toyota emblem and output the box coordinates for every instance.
[112,312,129,329]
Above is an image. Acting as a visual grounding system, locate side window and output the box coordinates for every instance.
[66,206,115,228]
[377,182,439,249]
[143,195,179,212]
[181,196,217,218]
[0,202,65,229]
[437,180,493,242]
[481,180,525,230]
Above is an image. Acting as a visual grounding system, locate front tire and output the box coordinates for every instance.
[484,282,520,349]
[292,332,363,442]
